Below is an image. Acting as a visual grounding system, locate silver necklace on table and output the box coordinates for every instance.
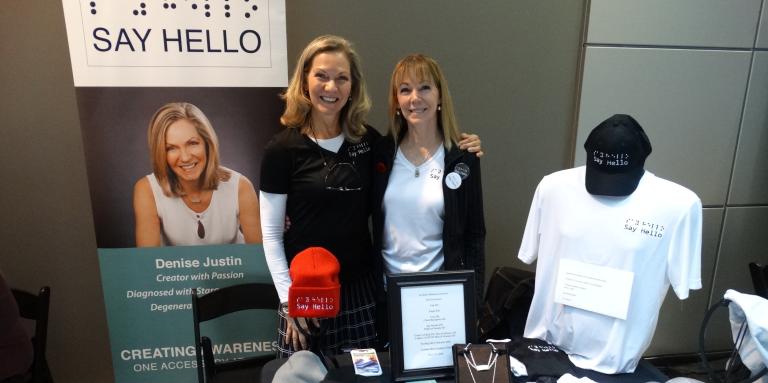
[462,343,498,383]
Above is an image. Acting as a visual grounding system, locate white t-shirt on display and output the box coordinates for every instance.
[518,166,702,374]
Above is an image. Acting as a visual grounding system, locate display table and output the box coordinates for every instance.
[260,350,668,382]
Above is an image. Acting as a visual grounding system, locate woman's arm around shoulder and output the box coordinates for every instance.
[459,133,484,157]
[133,177,162,247]
[238,176,262,243]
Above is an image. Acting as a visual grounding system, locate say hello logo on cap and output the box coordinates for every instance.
[591,151,630,167]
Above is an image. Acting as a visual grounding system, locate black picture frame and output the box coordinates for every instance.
[387,270,477,382]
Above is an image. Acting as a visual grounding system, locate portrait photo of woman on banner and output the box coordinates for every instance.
[133,102,262,247]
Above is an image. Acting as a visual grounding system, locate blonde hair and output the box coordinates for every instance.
[147,102,230,197]
[281,35,370,141]
[388,54,460,149]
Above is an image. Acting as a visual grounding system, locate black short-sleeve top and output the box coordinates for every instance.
[260,126,381,282]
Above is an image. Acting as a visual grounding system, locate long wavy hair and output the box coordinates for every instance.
[280,35,371,141]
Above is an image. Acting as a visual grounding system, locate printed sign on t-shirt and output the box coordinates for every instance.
[554,259,634,320]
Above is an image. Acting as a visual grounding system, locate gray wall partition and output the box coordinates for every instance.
[1,1,585,381]
[577,0,768,354]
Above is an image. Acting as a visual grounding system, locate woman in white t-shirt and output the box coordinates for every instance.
[371,54,486,335]
[132,102,261,247]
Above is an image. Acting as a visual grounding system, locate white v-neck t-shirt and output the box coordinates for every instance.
[382,146,446,274]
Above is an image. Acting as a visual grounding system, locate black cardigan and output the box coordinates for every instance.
[370,135,486,304]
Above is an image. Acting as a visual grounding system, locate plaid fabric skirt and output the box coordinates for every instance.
[276,272,378,358]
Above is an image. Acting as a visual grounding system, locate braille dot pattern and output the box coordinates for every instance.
[116,0,261,19]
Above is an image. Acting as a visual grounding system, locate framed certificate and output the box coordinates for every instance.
[387,270,476,382]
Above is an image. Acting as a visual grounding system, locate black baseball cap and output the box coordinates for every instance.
[584,114,652,196]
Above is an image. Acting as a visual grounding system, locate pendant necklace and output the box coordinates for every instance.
[181,191,205,239]
[180,190,206,239]
[308,120,329,167]
[402,140,441,178]
[462,343,498,383]
[195,214,205,239]
[181,184,211,205]
[181,191,204,204]
[182,191,205,238]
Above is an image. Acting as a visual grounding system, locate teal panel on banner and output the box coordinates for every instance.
[99,244,276,383]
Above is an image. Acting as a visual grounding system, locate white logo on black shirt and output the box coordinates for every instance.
[528,344,560,353]
[347,141,370,158]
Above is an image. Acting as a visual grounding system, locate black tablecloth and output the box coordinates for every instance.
[260,350,668,383]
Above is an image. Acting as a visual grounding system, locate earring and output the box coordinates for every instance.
[396,110,401,116]
[438,104,442,111]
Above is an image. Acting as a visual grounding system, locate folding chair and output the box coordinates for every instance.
[191,283,279,383]
[11,286,53,383]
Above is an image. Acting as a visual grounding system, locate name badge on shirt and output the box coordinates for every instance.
[554,259,634,320]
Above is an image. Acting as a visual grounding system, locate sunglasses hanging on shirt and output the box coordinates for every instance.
[308,122,362,192]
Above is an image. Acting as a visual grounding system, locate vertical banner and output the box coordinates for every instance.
[61,1,287,381]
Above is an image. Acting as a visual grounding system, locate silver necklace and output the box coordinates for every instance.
[462,343,498,383]
[180,190,206,238]
[181,188,206,204]
[400,141,442,178]
[308,121,329,167]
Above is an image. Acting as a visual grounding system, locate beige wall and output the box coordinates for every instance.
[0,1,634,381]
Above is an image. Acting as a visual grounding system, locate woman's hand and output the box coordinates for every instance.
[459,133,484,157]
[284,311,320,351]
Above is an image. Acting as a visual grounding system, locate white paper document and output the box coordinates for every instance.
[554,259,634,320]
[400,283,466,370]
